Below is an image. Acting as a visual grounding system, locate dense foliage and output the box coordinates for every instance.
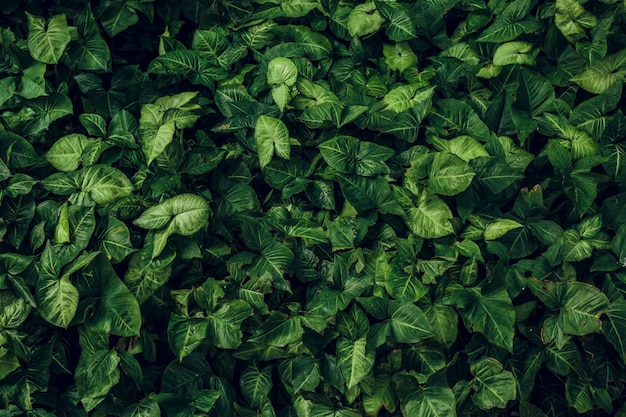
[1,0,626,415]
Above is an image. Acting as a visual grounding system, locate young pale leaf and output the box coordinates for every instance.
[428,152,475,196]
[555,0,597,42]
[383,43,417,73]
[35,275,79,329]
[255,115,291,169]
[484,219,524,241]
[493,42,536,66]
[26,13,71,64]
[408,191,455,239]
[46,134,93,172]
[381,84,435,114]
[267,57,298,86]
[134,194,209,236]
[347,2,384,37]
[337,337,374,389]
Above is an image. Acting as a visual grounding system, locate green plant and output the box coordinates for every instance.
[0,0,625,416]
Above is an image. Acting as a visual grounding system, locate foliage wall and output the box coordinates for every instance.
[1,0,626,416]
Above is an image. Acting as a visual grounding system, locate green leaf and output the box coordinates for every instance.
[35,274,79,329]
[408,191,455,239]
[565,374,593,413]
[67,4,110,71]
[319,136,394,176]
[555,0,597,42]
[168,314,209,362]
[381,84,435,114]
[571,49,626,94]
[89,255,142,336]
[484,219,524,241]
[603,300,626,364]
[240,364,273,408]
[267,57,298,86]
[470,357,517,409]
[42,165,133,206]
[207,300,253,349]
[362,373,397,416]
[493,42,536,66]
[255,115,291,169]
[134,194,209,235]
[389,302,433,343]
[337,337,374,389]
[460,288,515,352]
[403,375,455,417]
[95,216,135,263]
[383,43,417,73]
[248,312,303,347]
[100,1,139,36]
[348,2,385,37]
[428,152,475,196]
[76,350,121,411]
[46,134,93,172]
[26,13,71,64]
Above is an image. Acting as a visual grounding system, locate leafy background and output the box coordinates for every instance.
[0,0,626,416]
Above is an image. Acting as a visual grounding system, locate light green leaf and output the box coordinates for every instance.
[255,115,291,169]
[383,42,417,73]
[46,134,93,172]
[26,13,71,64]
[134,194,210,236]
[493,42,536,66]
[337,337,374,389]
[347,2,385,37]
[408,191,455,239]
[382,85,435,114]
[571,49,626,94]
[428,152,475,196]
[555,0,597,42]
[267,57,298,86]
[35,275,78,329]
[139,104,176,166]
[484,219,524,240]
[557,282,609,335]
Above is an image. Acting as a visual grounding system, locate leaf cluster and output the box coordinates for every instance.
[0,0,626,416]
